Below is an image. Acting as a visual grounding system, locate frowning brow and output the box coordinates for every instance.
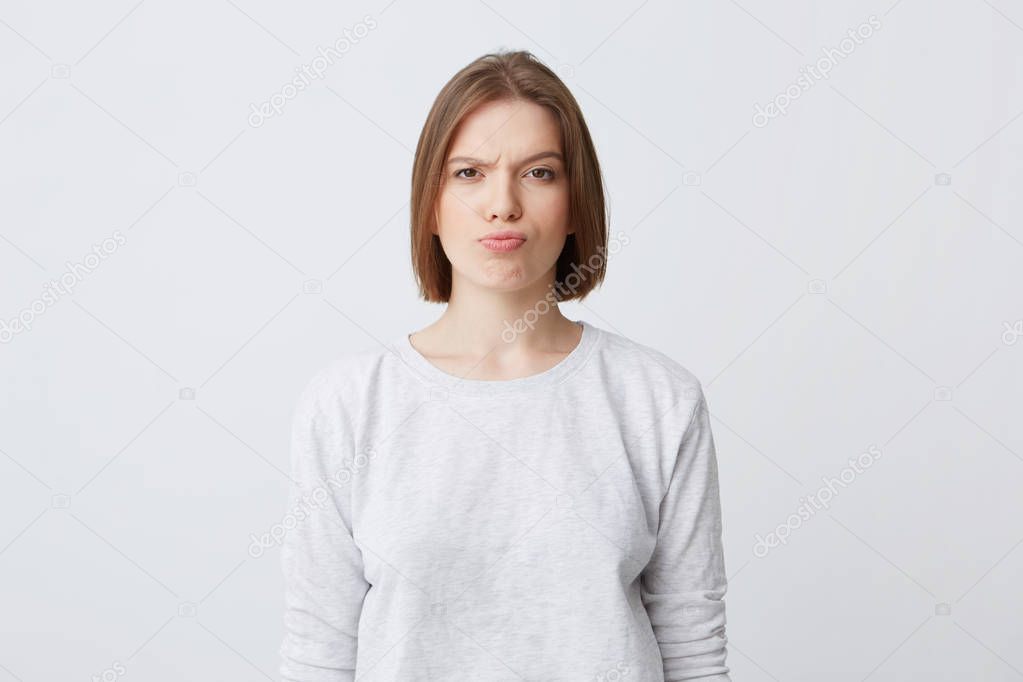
[446,151,564,167]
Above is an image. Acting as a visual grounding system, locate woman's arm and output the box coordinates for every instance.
[640,386,732,681]
[279,375,371,681]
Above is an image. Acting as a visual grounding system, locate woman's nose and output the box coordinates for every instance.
[487,175,521,222]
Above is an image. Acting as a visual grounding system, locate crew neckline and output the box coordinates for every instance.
[393,319,600,397]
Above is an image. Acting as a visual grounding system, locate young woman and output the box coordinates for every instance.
[280,50,731,682]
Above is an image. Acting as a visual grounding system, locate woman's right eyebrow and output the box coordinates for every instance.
[447,156,490,167]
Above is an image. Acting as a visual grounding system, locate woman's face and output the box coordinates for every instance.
[434,98,571,296]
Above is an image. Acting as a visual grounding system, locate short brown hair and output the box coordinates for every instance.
[410,50,609,303]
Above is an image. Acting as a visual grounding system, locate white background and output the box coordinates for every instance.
[1,0,1022,680]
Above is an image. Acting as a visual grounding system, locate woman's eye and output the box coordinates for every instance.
[454,167,554,180]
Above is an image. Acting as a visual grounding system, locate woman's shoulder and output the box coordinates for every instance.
[293,343,397,414]
[590,323,706,404]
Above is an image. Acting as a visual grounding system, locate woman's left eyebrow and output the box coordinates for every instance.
[446,151,563,167]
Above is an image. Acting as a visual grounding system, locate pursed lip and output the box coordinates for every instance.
[478,230,527,241]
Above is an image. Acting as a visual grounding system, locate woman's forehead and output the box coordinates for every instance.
[448,100,561,158]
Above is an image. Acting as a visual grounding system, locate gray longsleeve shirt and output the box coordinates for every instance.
[279,319,731,681]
